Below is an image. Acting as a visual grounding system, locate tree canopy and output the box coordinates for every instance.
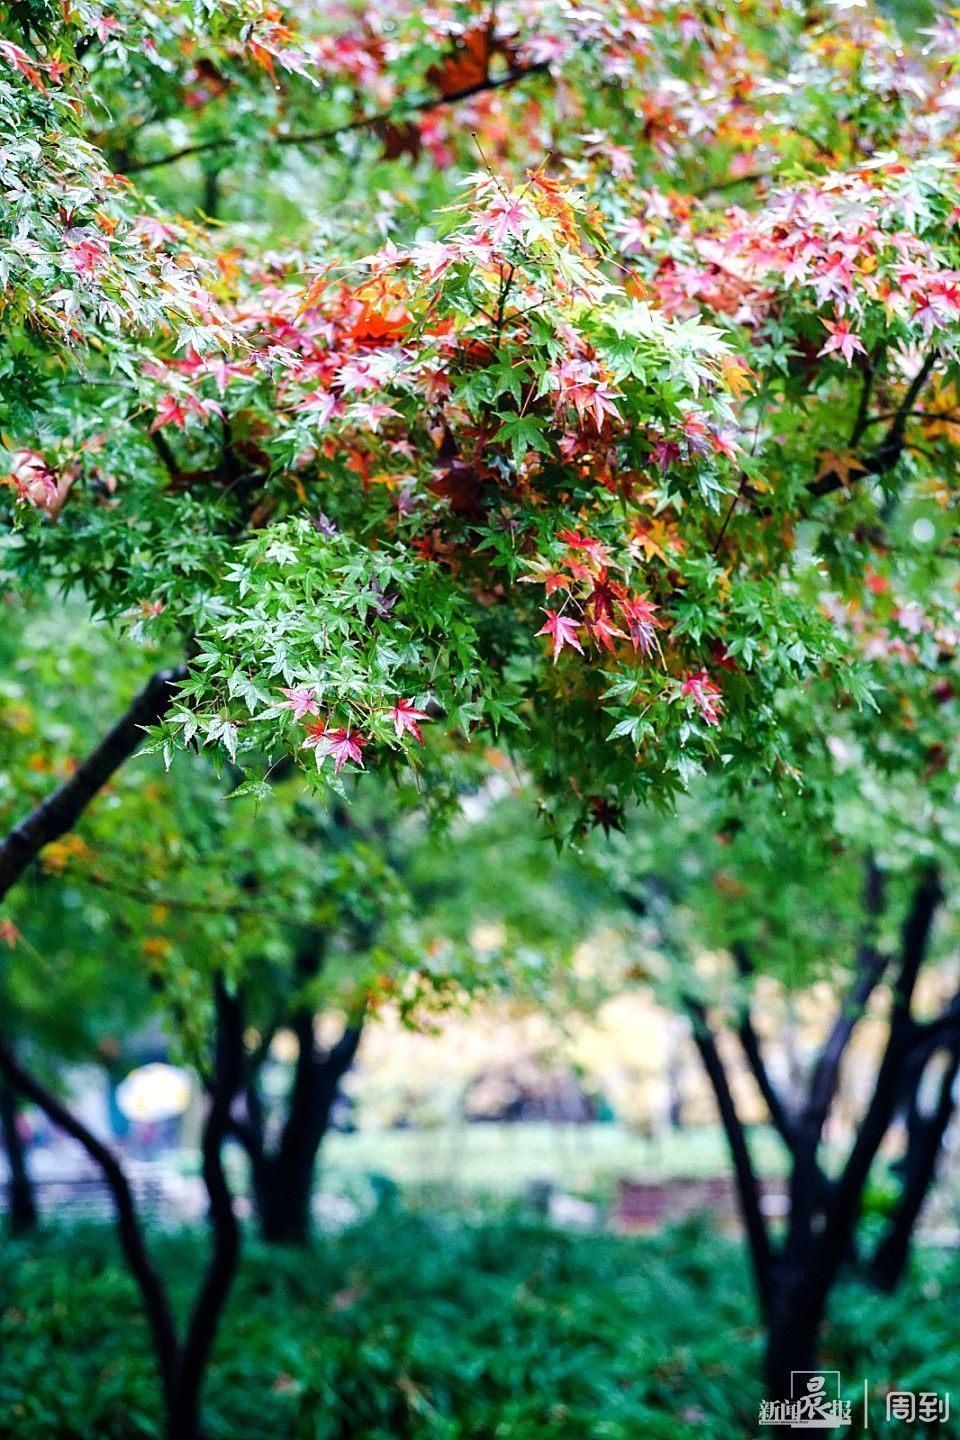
[3,0,959,831]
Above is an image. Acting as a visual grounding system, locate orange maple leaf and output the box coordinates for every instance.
[427,27,492,97]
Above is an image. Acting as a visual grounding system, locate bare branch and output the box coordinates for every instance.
[732,946,797,1149]
[123,64,550,176]
[801,858,886,1143]
[808,352,939,499]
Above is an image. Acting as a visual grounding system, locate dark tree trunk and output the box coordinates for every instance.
[248,1016,362,1246]
[254,1154,315,1246]
[869,1042,960,1292]
[683,864,948,1404]
[764,1268,826,1400]
[0,1074,38,1236]
[166,979,244,1440]
[0,1038,179,1411]
[687,998,773,1318]
[0,976,246,1440]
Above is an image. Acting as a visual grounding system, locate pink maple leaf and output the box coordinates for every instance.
[818,318,866,365]
[64,237,107,276]
[150,395,189,432]
[619,595,663,656]
[389,699,430,744]
[303,725,368,775]
[537,610,584,663]
[483,194,528,247]
[279,686,320,719]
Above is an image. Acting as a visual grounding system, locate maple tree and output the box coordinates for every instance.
[3,0,960,1429]
[7,0,960,824]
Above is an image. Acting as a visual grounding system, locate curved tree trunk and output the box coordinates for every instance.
[0,977,246,1440]
[0,1038,179,1411]
[684,865,951,1404]
[0,1073,38,1236]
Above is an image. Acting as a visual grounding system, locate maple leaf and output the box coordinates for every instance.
[819,317,866,364]
[150,395,188,432]
[619,594,664,656]
[7,449,73,518]
[427,27,492,98]
[64,237,106,277]
[0,38,48,90]
[378,119,423,162]
[680,671,724,725]
[587,796,625,835]
[389,699,431,744]
[816,450,861,487]
[483,194,529,247]
[279,686,320,719]
[537,610,584,662]
[588,615,626,652]
[315,731,368,777]
[719,354,756,399]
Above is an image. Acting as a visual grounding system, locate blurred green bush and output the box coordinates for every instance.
[0,1212,957,1438]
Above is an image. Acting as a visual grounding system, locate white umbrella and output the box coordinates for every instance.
[116,1063,192,1123]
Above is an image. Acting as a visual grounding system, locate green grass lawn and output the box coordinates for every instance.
[317,1122,787,1204]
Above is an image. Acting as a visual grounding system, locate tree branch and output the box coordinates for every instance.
[70,868,330,940]
[892,867,942,1024]
[123,64,550,176]
[869,1040,960,1290]
[0,666,186,902]
[0,1067,37,1234]
[808,352,939,499]
[327,1019,363,1082]
[686,996,773,1316]
[801,858,886,1144]
[819,873,943,1290]
[0,1038,178,1403]
[732,945,797,1150]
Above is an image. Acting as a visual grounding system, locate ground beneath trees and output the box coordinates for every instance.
[1,1212,957,1439]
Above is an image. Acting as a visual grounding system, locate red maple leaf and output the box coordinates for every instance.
[680,671,724,726]
[426,27,492,98]
[314,726,368,774]
[588,615,626,652]
[389,699,430,744]
[619,594,663,656]
[537,610,584,663]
